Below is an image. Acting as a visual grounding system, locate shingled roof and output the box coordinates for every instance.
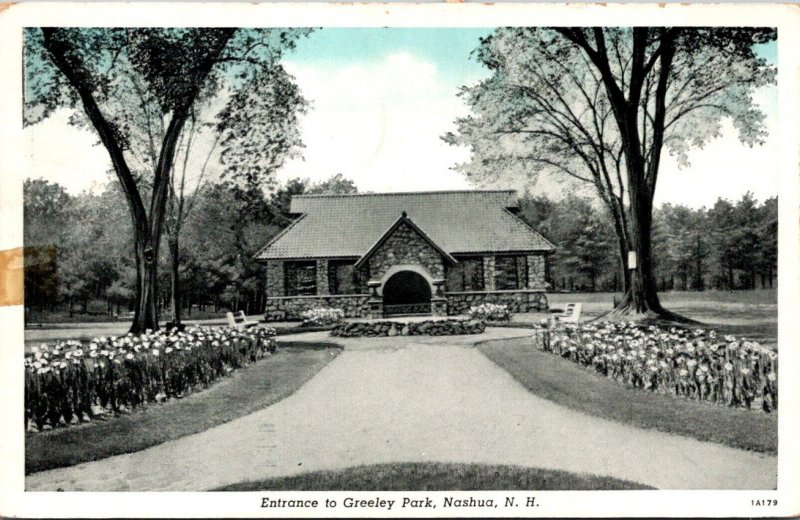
[255,190,555,261]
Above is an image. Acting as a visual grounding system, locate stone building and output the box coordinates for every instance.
[255,190,555,320]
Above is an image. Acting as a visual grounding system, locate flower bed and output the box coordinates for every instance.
[469,303,511,322]
[331,318,486,337]
[24,326,277,432]
[300,307,345,327]
[533,322,777,412]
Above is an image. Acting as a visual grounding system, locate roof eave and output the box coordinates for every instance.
[252,213,308,262]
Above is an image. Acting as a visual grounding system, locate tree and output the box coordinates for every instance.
[446,27,775,320]
[23,179,71,320]
[654,203,708,291]
[181,181,279,315]
[25,28,309,332]
[268,177,309,227]
[268,174,359,226]
[756,196,778,289]
[517,192,615,292]
[164,69,306,327]
[305,173,359,195]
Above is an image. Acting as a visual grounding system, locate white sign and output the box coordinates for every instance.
[628,251,637,269]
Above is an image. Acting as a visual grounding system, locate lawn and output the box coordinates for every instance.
[544,289,777,344]
[477,336,777,454]
[26,341,342,474]
[216,462,652,491]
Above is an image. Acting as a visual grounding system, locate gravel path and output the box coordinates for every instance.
[26,329,776,491]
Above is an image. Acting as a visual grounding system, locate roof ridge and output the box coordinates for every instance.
[294,189,517,199]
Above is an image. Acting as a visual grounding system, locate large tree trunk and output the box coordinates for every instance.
[168,236,182,327]
[615,236,631,293]
[131,233,159,333]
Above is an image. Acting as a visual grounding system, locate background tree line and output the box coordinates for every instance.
[518,191,777,293]
[23,174,357,323]
[25,170,776,324]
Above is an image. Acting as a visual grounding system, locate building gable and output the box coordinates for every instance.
[359,215,453,283]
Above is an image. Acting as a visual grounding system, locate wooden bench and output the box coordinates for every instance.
[226,311,259,331]
[550,303,582,327]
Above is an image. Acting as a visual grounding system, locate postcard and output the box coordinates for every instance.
[0,2,798,517]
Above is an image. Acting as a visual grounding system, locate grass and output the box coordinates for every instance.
[548,288,777,306]
[215,462,652,491]
[477,337,777,454]
[546,289,777,344]
[26,341,342,474]
[26,307,230,325]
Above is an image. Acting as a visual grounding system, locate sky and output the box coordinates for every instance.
[24,29,778,209]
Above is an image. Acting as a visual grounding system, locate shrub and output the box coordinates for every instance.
[532,322,778,412]
[469,303,511,322]
[300,307,345,327]
[24,326,276,432]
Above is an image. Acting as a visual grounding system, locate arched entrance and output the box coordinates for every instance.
[382,271,432,316]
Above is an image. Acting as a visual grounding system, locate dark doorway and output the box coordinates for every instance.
[383,271,432,316]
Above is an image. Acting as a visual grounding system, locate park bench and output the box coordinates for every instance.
[226,311,259,331]
[549,303,582,327]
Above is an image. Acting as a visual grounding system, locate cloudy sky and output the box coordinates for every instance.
[25,28,778,209]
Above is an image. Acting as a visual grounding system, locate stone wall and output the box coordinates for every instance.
[266,260,284,297]
[368,221,445,282]
[331,318,486,337]
[446,290,548,315]
[526,254,547,289]
[265,294,370,321]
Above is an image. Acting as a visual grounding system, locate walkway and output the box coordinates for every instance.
[26,328,776,491]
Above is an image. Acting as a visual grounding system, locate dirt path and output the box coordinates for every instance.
[26,329,776,491]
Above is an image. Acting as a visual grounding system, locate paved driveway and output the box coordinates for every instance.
[26,329,776,491]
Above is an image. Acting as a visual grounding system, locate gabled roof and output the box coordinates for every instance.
[354,212,457,269]
[255,190,555,261]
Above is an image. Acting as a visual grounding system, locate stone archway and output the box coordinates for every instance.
[382,271,432,316]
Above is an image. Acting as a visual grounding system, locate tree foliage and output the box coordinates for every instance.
[22,175,364,323]
[445,27,776,319]
[515,192,777,293]
[24,27,310,331]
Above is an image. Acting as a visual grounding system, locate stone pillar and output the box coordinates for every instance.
[431,298,448,317]
[431,278,447,316]
[367,299,384,319]
[266,260,284,297]
[526,254,547,289]
[367,280,383,319]
[316,259,329,295]
[482,255,496,291]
